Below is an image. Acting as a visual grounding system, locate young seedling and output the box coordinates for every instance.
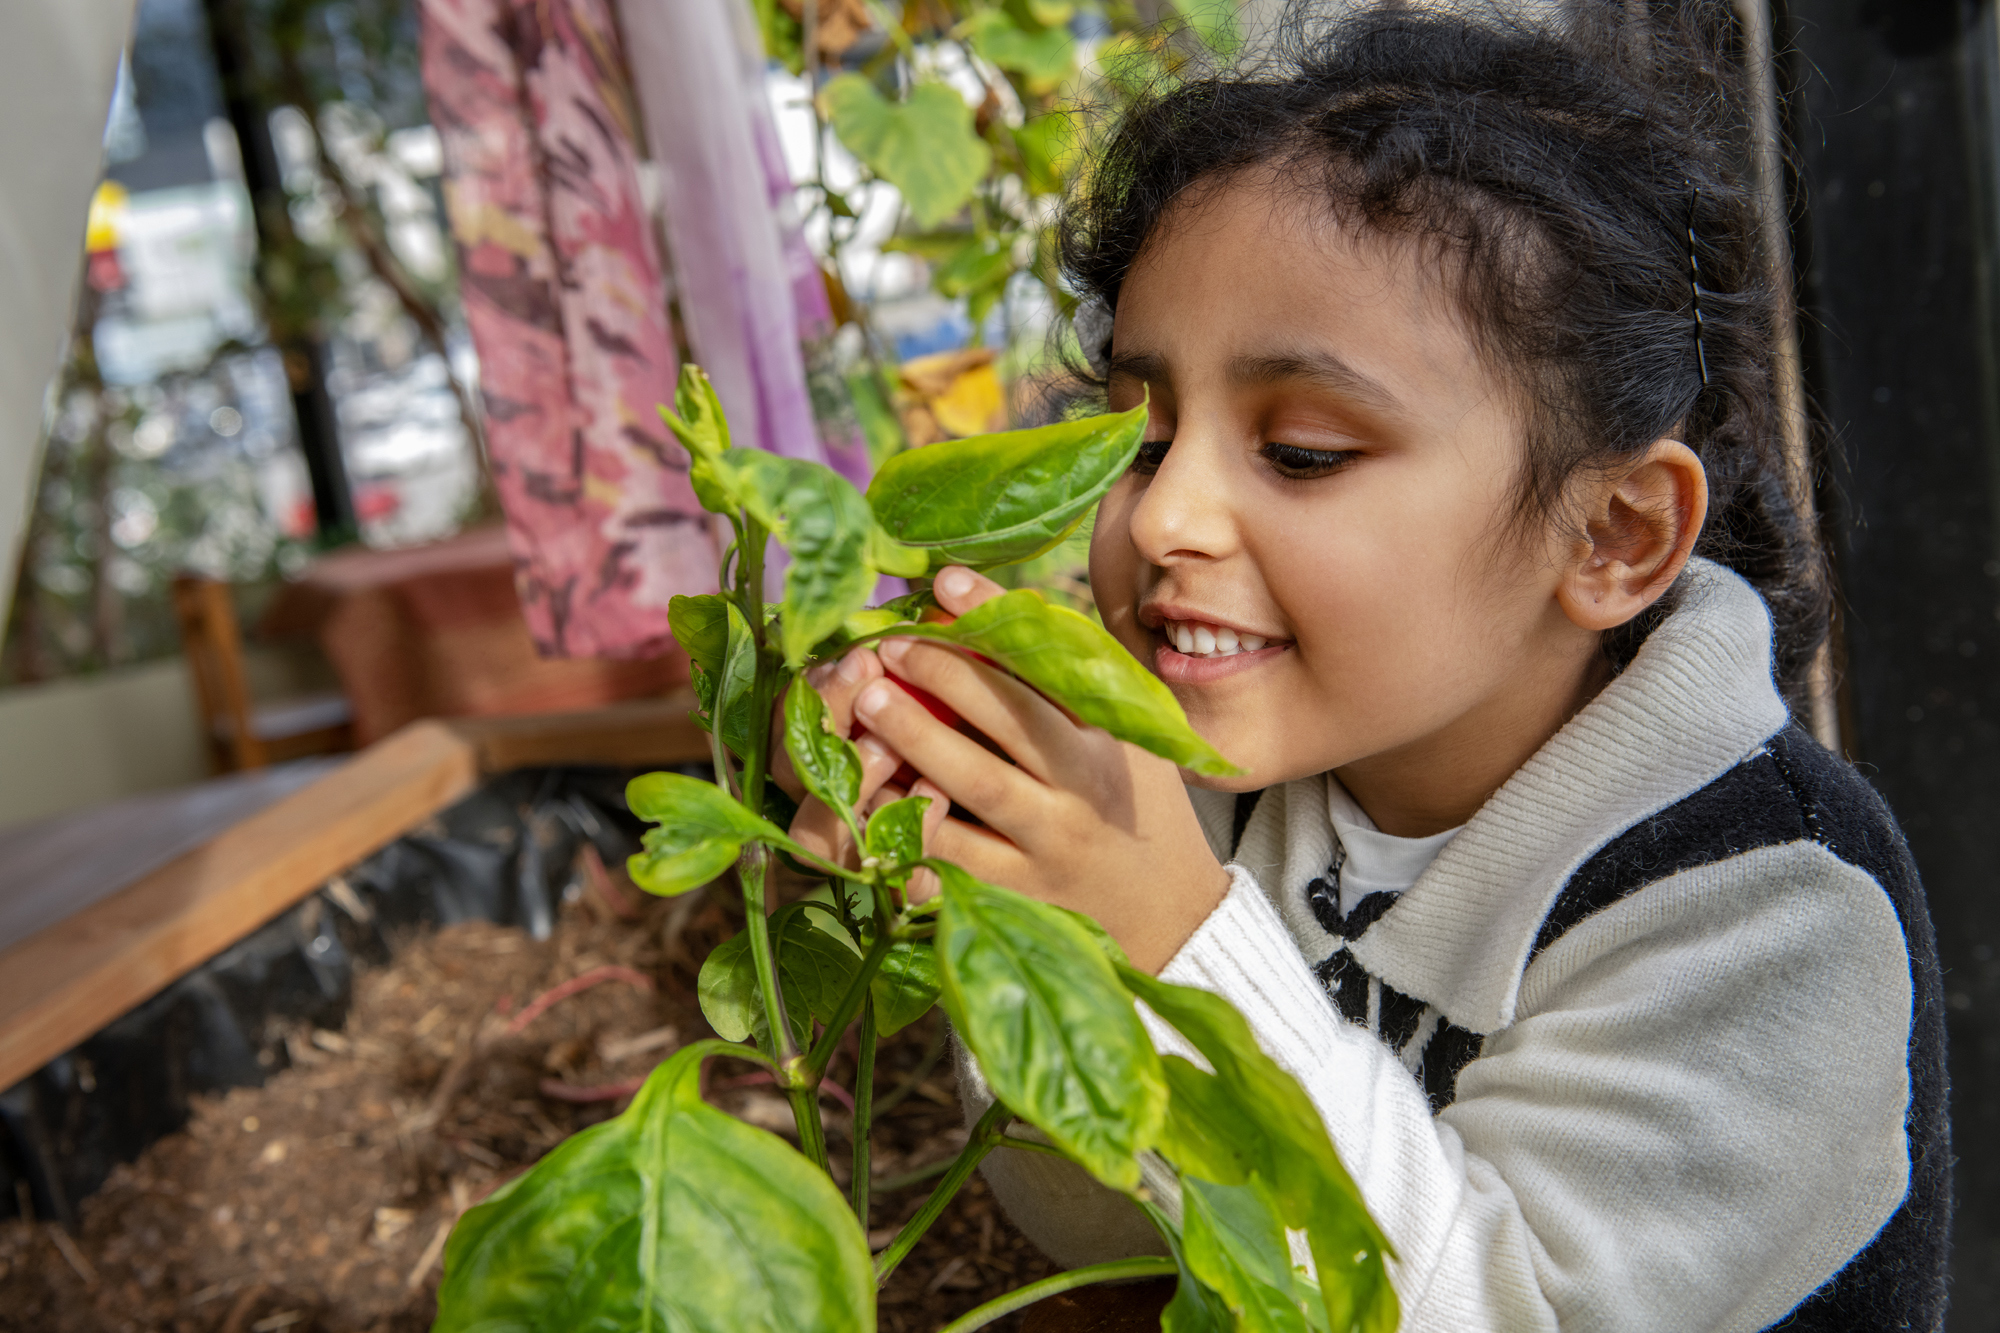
[430,367,1399,1333]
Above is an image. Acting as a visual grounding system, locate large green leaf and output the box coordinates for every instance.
[625,772,792,896]
[823,76,991,229]
[882,589,1241,776]
[870,938,941,1037]
[434,1041,874,1332]
[784,675,864,824]
[721,450,918,667]
[932,862,1164,1190]
[1182,1177,1313,1333]
[1119,967,1399,1333]
[865,403,1146,572]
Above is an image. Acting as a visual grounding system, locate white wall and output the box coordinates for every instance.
[0,645,337,829]
[0,658,208,828]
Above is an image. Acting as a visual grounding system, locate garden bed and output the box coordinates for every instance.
[0,859,1065,1331]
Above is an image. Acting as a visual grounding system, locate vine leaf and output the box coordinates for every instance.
[822,76,990,229]
[865,403,1147,572]
[625,772,798,896]
[962,7,1076,87]
[1119,967,1400,1333]
[883,589,1242,776]
[932,862,1165,1190]
[785,676,865,827]
[432,1042,874,1332]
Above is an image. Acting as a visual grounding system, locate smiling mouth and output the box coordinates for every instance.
[1159,618,1282,659]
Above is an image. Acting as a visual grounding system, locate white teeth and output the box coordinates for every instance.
[1166,620,1274,658]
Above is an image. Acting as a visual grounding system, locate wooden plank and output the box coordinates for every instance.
[446,692,710,773]
[0,720,480,1092]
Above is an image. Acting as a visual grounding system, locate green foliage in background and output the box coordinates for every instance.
[429,367,1398,1332]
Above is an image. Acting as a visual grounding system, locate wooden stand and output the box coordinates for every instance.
[0,695,709,1093]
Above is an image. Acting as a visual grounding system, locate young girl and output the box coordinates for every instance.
[787,3,1949,1327]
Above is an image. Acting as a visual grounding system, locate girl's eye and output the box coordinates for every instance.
[1260,441,1356,479]
[1132,440,1172,475]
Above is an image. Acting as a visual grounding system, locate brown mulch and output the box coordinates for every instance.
[0,868,1088,1333]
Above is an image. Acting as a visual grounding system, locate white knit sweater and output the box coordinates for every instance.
[961,562,1922,1332]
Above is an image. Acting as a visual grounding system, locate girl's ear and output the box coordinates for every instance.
[1555,437,1709,633]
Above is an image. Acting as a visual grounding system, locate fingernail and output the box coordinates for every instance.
[836,649,873,684]
[938,567,974,599]
[856,733,891,761]
[855,681,891,721]
[805,662,836,690]
[877,637,910,666]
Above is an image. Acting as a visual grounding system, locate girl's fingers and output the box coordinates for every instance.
[852,675,1046,834]
[933,565,1006,616]
[927,814,1027,888]
[874,637,1075,784]
[853,732,905,806]
[805,647,885,739]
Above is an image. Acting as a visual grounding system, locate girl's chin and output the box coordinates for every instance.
[1152,640,1289,684]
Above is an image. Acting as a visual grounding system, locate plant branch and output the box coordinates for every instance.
[934,1257,1180,1333]
[850,995,877,1220]
[874,1099,1010,1284]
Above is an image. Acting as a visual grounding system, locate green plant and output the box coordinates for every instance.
[429,366,1398,1332]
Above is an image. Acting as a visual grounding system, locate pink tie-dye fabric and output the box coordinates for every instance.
[417,0,713,659]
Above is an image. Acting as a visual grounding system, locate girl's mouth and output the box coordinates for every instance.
[1152,618,1290,683]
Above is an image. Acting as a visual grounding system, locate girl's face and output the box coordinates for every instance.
[1090,177,1604,834]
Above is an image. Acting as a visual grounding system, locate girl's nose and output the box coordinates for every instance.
[1126,428,1243,568]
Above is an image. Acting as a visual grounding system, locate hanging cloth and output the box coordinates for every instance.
[616,0,873,491]
[416,0,713,659]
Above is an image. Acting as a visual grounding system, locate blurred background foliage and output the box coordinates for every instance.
[1,0,1244,683]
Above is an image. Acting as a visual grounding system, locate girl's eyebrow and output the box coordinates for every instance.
[1106,351,1168,385]
[1227,350,1401,412]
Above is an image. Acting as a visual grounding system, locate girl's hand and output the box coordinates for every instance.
[781,648,953,880]
[851,567,1231,973]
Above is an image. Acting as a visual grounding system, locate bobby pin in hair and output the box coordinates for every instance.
[1687,184,1711,388]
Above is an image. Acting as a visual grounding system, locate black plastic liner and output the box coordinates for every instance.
[0,763,704,1226]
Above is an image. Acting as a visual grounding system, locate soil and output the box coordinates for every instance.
[0,868,1076,1333]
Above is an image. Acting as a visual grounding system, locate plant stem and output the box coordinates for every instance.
[789,1080,830,1172]
[874,1100,1010,1284]
[850,995,876,1221]
[802,926,898,1081]
[736,848,797,1066]
[933,1257,1180,1333]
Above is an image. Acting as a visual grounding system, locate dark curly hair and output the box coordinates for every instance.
[1057,0,1828,696]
